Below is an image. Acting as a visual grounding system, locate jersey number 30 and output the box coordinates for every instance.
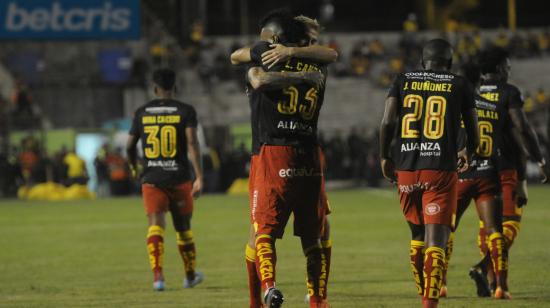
[144,125,177,159]
[401,94,447,139]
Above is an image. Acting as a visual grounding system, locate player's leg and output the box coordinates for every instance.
[421,171,457,308]
[495,169,521,299]
[408,222,426,297]
[246,225,263,308]
[440,180,473,298]
[253,145,291,307]
[170,182,203,288]
[397,170,426,298]
[245,155,263,308]
[142,184,169,291]
[475,197,508,299]
[320,219,332,300]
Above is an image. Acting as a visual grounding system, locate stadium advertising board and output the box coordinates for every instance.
[0,0,140,39]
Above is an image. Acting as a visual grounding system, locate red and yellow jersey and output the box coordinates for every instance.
[129,99,198,187]
[479,80,523,171]
[387,70,476,171]
[249,41,327,149]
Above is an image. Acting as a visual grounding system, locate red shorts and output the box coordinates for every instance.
[456,177,499,225]
[396,170,457,227]
[253,145,323,239]
[142,182,194,215]
[499,169,521,217]
[249,155,259,224]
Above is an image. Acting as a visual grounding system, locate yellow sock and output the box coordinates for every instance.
[176,230,196,278]
[502,220,520,249]
[410,240,425,296]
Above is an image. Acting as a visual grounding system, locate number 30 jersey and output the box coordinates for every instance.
[129,99,198,187]
[250,41,327,148]
[387,70,476,171]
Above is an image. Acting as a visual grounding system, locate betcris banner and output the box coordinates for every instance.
[0,0,140,39]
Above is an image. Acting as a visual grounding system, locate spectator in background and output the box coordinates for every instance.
[403,13,418,33]
[493,29,510,49]
[94,144,111,197]
[63,149,88,186]
[105,148,131,196]
[524,91,535,114]
[535,87,548,107]
[18,137,39,186]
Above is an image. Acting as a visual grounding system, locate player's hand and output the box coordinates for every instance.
[262,44,294,69]
[517,179,528,207]
[381,158,397,184]
[192,177,203,199]
[130,165,139,180]
[457,148,470,173]
[538,159,548,184]
[303,71,325,90]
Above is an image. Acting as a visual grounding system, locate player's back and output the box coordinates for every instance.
[389,69,475,171]
[479,79,523,171]
[250,41,327,148]
[459,93,503,179]
[130,99,198,187]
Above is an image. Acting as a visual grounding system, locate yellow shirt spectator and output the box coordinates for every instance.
[64,152,86,178]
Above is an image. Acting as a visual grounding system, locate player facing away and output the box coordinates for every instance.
[244,13,329,308]
[439,64,508,298]
[379,39,479,308]
[467,47,547,299]
[231,13,337,308]
[126,69,204,291]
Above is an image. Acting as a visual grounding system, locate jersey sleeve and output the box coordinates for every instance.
[507,85,524,109]
[129,110,140,136]
[184,106,198,128]
[460,77,476,112]
[250,41,272,66]
[386,74,402,98]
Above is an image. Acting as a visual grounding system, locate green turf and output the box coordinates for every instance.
[1,187,549,307]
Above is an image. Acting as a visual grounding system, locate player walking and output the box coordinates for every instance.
[379,39,479,308]
[468,47,547,299]
[126,69,204,291]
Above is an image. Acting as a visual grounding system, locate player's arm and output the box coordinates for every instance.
[261,44,338,68]
[126,134,139,178]
[460,108,480,172]
[247,66,324,90]
[186,126,203,198]
[379,96,399,183]
[230,47,251,65]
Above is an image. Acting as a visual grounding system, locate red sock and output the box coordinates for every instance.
[245,244,263,308]
[423,246,445,307]
[255,235,276,292]
[321,239,332,299]
[477,221,488,256]
[176,231,196,280]
[147,225,165,281]
[442,232,454,287]
[488,232,508,291]
[410,240,425,296]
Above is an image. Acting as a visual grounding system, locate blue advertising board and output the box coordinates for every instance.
[0,0,140,39]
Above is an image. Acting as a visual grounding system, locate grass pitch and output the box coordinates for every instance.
[1,187,550,307]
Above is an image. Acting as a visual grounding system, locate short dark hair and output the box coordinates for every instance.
[478,47,509,74]
[259,9,308,44]
[422,38,453,66]
[152,68,176,90]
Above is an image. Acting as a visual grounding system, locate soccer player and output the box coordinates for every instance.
[468,47,547,299]
[126,69,204,291]
[231,14,336,308]
[379,39,479,308]
[439,63,507,298]
[243,12,329,308]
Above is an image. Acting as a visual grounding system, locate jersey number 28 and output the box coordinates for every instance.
[401,94,447,139]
